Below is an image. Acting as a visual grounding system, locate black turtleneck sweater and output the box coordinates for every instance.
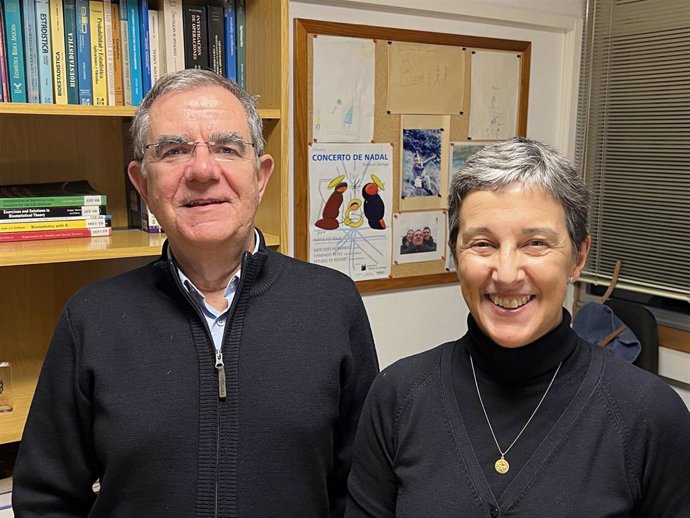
[346,310,690,518]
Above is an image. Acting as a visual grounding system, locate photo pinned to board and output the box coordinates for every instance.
[393,210,446,264]
[399,115,450,212]
[445,141,490,271]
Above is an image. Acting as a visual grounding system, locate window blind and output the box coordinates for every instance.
[575,0,690,303]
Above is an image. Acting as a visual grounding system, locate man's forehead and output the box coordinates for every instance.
[148,88,249,137]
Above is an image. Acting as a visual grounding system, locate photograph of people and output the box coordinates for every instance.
[346,137,690,517]
[422,226,436,251]
[401,129,441,198]
[400,228,435,254]
[400,229,415,254]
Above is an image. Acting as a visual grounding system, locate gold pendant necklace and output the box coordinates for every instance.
[470,355,562,475]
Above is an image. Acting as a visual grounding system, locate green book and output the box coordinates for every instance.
[0,181,107,208]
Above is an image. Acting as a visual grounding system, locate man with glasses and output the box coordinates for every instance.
[14,69,379,517]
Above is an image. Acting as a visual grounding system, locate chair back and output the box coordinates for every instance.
[604,299,659,375]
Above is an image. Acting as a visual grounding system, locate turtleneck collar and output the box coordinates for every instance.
[466,308,577,383]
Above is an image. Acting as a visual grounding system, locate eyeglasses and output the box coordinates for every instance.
[144,139,255,164]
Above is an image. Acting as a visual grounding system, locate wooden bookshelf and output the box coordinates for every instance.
[0,0,289,444]
[0,103,282,119]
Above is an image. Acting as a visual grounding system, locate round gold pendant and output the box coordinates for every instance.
[495,457,510,474]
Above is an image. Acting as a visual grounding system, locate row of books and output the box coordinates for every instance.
[0,0,247,105]
[0,180,112,243]
[125,174,161,233]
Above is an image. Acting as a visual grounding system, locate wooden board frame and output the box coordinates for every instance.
[294,18,531,293]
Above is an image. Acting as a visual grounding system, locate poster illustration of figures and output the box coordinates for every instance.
[309,143,393,281]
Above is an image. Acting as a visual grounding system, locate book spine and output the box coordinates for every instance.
[0,4,8,102]
[139,198,161,232]
[207,5,224,76]
[88,0,106,105]
[236,0,245,88]
[48,0,67,104]
[102,0,115,105]
[63,0,79,104]
[0,217,111,232]
[183,4,207,70]
[223,0,236,81]
[0,193,106,209]
[110,3,123,105]
[160,0,183,74]
[4,0,28,102]
[148,9,159,84]
[34,0,53,103]
[126,0,141,105]
[119,13,131,105]
[1,214,109,223]
[138,0,150,95]
[75,0,92,104]
[0,226,112,242]
[22,0,40,102]
[0,205,106,219]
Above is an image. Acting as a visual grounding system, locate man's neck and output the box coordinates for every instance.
[171,232,255,297]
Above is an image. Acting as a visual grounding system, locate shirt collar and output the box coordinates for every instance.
[171,229,260,310]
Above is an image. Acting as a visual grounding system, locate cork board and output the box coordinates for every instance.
[294,19,531,293]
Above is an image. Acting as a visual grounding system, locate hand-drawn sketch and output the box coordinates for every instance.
[313,36,375,143]
[468,50,520,141]
[402,128,442,198]
[393,211,446,264]
[387,41,465,114]
[309,143,393,280]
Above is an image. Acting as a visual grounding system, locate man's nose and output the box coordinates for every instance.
[184,144,220,182]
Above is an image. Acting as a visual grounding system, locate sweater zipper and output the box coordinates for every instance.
[215,350,226,399]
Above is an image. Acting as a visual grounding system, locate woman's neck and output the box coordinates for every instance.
[466,308,577,384]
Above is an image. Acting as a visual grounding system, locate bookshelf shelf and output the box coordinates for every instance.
[0,0,289,445]
[0,103,282,120]
[0,230,280,267]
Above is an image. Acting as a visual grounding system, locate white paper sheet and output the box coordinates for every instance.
[313,36,375,143]
[468,50,520,141]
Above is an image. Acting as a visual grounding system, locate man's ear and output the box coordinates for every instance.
[128,160,150,206]
[256,154,274,202]
[571,235,592,281]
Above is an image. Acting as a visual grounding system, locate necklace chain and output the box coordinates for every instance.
[470,355,562,474]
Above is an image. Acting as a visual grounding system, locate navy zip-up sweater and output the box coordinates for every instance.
[14,231,379,517]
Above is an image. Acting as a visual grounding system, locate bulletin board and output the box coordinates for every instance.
[293,19,531,293]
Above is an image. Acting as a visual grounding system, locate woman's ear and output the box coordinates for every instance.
[571,235,592,281]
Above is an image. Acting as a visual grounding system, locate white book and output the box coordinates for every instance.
[159,0,184,73]
[0,476,12,512]
[102,0,115,105]
[148,10,160,84]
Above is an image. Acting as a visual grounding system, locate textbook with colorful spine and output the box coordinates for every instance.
[0,180,111,243]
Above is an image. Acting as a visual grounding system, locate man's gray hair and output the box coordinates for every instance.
[448,137,590,261]
[130,69,264,164]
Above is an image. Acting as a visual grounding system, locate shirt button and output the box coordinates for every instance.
[217,318,226,326]
[489,505,499,518]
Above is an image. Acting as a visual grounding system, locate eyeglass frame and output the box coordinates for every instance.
[143,133,257,164]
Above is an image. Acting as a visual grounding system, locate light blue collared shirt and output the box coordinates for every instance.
[174,229,260,351]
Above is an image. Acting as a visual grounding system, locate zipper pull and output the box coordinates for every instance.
[215,350,227,399]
